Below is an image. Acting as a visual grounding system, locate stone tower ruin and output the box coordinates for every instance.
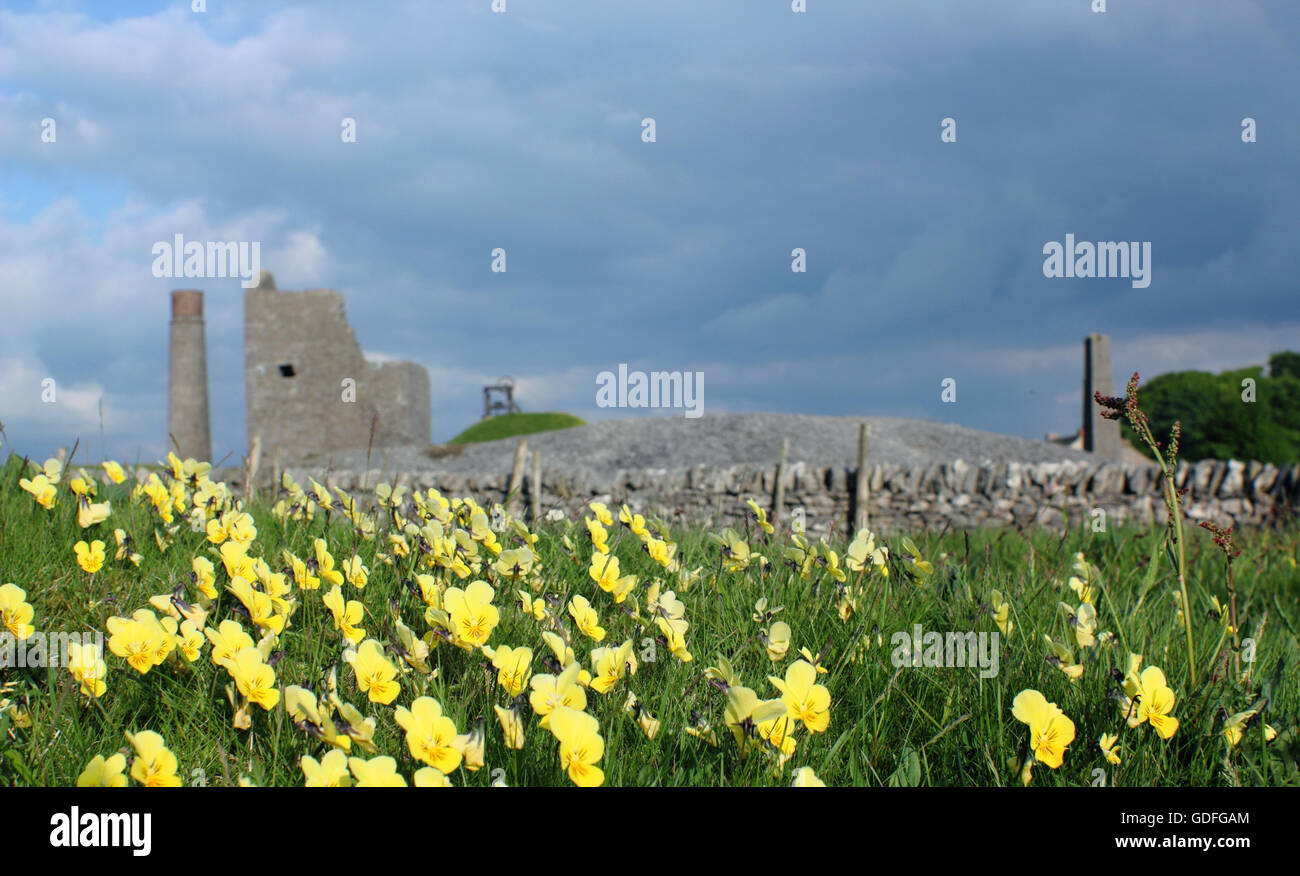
[167,289,213,462]
[1082,333,1121,459]
[244,271,431,461]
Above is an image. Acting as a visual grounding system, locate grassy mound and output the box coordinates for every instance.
[446,412,585,445]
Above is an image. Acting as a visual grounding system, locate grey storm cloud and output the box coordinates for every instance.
[0,0,1296,462]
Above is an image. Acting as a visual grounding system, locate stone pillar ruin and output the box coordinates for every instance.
[167,289,213,462]
[1082,332,1120,460]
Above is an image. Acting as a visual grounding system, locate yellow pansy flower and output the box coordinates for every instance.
[589,553,636,603]
[395,697,464,774]
[769,659,831,734]
[490,645,533,697]
[66,640,108,698]
[723,685,788,750]
[444,580,499,648]
[74,540,106,574]
[494,548,534,581]
[530,662,588,728]
[1223,710,1278,749]
[589,639,634,694]
[348,755,407,787]
[106,611,171,674]
[1099,733,1122,766]
[301,749,352,786]
[568,596,606,643]
[413,767,453,787]
[764,621,792,662]
[586,517,610,555]
[314,539,345,588]
[347,639,401,705]
[77,753,128,787]
[342,554,369,590]
[205,620,255,673]
[102,460,127,484]
[19,473,58,509]
[322,584,366,644]
[125,730,182,787]
[549,706,604,787]
[792,766,825,786]
[0,584,36,639]
[232,647,279,711]
[494,702,526,750]
[1127,666,1179,739]
[989,589,1013,636]
[77,494,111,529]
[1012,689,1075,771]
[656,616,693,663]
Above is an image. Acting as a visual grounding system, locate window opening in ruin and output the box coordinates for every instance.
[279,364,296,377]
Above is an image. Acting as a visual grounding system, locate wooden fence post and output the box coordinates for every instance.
[772,437,789,531]
[506,438,529,517]
[247,433,262,503]
[853,422,870,533]
[530,449,542,524]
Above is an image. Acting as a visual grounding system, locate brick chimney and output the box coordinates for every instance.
[167,290,212,462]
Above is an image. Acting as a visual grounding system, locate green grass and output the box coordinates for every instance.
[1,451,1298,787]
[446,412,585,446]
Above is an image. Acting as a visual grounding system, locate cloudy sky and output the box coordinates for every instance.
[1,0,1296,465]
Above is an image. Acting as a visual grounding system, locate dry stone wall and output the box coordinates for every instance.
[212,457,1300,536]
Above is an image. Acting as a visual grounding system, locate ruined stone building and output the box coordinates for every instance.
[244,271,431,459]
[166,270,431,464]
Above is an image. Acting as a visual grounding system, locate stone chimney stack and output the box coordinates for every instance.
[1082,333,1121,460]
[168,289,212,462]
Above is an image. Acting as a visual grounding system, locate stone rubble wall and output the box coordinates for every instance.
[202,457,1300,536]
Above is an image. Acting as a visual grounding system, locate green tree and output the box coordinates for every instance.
[1122,353,1300,463]
[1269,351,1300,380]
